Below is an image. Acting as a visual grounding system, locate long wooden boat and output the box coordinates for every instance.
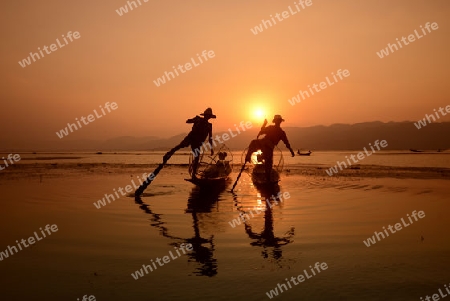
[241,146,284,188]
[186,147,233,187]
[185,176,229,186]
[251,163,280,187]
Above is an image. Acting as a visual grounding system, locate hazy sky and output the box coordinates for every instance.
[1,0,449,147]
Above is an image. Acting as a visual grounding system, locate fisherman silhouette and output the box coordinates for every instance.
[163,108,215,180]
[244,115,295,182]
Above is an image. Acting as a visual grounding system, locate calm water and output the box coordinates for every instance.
[0,170,449,301]
[12,150,450,168]
[1,150,449,300]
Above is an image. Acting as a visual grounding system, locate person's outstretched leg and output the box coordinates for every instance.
[163,145,180,163]
[163,136,190,163]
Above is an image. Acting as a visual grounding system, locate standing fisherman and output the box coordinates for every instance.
[163,108,215,179]
[244,115,295,182]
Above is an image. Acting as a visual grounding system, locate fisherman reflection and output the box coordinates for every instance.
[235,188,295,265]
[184,185,225,277]
[134,184,223,277]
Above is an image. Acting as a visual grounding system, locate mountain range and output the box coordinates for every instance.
[3,121,449,152]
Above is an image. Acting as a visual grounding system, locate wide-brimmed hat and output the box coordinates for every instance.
[200,108,216,118]
[272,115,285,123]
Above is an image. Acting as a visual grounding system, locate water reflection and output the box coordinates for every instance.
[234,184,295,267]
[134,182,226,277]
[134,179,294,275]
[184,183,227,277]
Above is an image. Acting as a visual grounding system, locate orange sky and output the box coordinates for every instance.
[1,0,449,147]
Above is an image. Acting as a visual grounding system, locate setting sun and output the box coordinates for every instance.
[247,104,271,125]
[253,108,265,119]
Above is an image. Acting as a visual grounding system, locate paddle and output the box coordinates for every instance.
[135,142,220,196]
[230,162,246,193]
[230,119,267,193]
[134,162,166,196]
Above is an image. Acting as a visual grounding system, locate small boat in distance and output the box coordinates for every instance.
[410,149,447,153]
[297,150,312,156]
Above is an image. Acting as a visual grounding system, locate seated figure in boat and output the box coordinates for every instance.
[244,115,295,183]
[202,151,232,179]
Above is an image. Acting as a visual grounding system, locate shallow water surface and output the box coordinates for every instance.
[0,168,449,300]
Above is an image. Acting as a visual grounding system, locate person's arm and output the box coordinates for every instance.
[256,129,263,139]
[186,116,199,123]
[282,131,295,157]
[257,119,268,138]
[257,125,269,139]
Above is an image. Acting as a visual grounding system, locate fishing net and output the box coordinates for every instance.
[188,144,234,179]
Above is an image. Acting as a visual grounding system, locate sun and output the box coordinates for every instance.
[253,108,265,119]
[246,100,271,124]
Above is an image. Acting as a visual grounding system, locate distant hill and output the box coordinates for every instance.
[5,122,450,151]
[282,121,450,151]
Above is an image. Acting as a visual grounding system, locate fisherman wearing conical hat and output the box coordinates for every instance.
[244,115,295,182]
[163,108,216,179]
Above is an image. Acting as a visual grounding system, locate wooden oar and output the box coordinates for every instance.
[230,162,246,193]
[134,162,166,196]
[135,141,221,196]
